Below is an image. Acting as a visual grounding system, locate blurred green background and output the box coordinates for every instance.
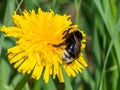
[0,0,120,90]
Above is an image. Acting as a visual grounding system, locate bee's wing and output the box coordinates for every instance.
[73,34,80,57]
[74,43,80,57]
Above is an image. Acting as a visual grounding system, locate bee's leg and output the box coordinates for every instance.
[63,28,72,34]
[52,42,66,47]
[63,30,68,35]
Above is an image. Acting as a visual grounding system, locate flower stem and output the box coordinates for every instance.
[15,74,30,90]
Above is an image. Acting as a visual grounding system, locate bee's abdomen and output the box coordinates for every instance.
[66,44,75,58]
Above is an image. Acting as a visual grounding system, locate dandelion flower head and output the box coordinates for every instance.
[1,8,88,83]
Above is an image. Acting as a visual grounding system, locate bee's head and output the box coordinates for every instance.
[72,31,83,40]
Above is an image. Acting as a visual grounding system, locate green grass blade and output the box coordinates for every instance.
[71,74,81,90]
[24,0,39,10]
[82,70,95,90]
[9,73,29,90]
[33,74,56,90]
[15,74,30,90]
[0,33,4,56]
[110,0,117,22]
[92,26,101,90]
[94,0,120,90]
[94,0,106,27]
[103,0,115,33]
[51,0,57,9]
[98,18,120,90]
[0,0,16,90]
[74,0,82,24]
[106,49,118,90]
[0,58,12,90]
[43,76,56,90]
[3,0,16,26]
[94,0,114,36]
[61,65,73,90]
[15,0,23,14]
[33,79,43,90]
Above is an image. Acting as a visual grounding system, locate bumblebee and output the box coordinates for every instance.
[53,28,83,63]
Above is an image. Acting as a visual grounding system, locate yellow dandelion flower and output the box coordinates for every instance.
[1,8,88,83]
